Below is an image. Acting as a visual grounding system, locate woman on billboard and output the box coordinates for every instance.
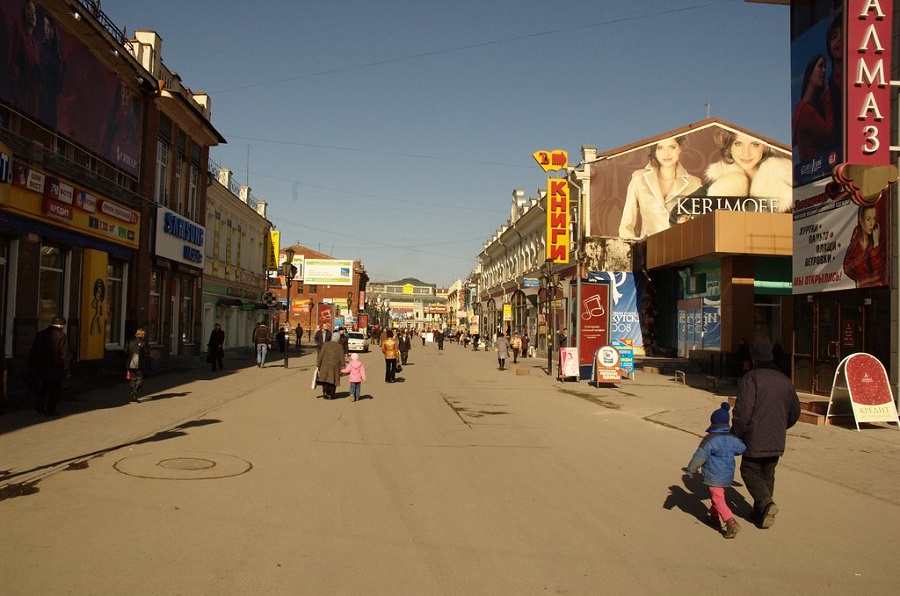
[619,136,702,238]
[843,205,886,288]
[704,131,792,212]
[792,55,835,162]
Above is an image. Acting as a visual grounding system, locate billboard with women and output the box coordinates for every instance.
[588,120,792,239]
[0,0,142,175]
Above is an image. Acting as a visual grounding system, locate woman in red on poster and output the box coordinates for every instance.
[792,54,834,162]
[843,205,886,288]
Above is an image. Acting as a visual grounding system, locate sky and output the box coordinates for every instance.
[101,0,791,287]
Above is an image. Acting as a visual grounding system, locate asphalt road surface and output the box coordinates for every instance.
[1,341,898,594]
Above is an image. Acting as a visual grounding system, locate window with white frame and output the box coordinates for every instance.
[188,164,199,219]
[155,139,169,205]
[105,259,127,346]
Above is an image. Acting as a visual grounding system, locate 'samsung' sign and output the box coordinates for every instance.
[154,206,205,268]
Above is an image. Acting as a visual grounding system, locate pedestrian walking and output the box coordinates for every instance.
[382,329,400,383]
[206,323,225,371]
[125,327,151,402]
[316,334,344,399]
[398,330,411,365]
[495,331,510,370]
[420,329,426,346]
[338,327,349,357]
[253,322,271,368]
[435,328,444,350]
[276,326,287,353]
[683,402,746,539]
[510,332,522,364]
[315,324,332,354]
[732,338,801,529]
[295,326,303,348]
[341,353,367,402]
[28,316,71,416]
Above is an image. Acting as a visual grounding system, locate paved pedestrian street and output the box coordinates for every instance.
[2,342,899,595]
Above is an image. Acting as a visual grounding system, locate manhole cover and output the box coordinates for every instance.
[114,451,252,480]
[159,457,215,471]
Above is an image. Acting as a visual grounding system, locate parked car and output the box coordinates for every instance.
[347,331,369,353]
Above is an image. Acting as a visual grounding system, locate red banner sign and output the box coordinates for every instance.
[845,0,893,166]
[578,281,610,368]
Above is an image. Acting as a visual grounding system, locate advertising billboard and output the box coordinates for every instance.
[588,121,791,238]
[0,0,142,175]
[578,281,610,369]
[790,5,844,187]
[305,259,353,286]
[792,178,889,293]
[587,271,644,349]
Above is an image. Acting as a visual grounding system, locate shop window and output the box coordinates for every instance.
[754,296,782,344]
[148,269,162,344]
[38,246,66,330]
[105,260,126,347]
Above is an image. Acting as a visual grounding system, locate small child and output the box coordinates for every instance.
[341,353,367,402]
[683,402,746,539]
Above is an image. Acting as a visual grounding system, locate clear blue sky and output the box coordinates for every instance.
[103,0,790,286]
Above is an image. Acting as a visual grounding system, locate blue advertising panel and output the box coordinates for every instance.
[587,271,643,348]
[701,297,721,349]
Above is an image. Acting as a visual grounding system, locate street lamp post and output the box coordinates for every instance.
[540,259,560,377]
[283,247,296,369]
[347,291,353,328]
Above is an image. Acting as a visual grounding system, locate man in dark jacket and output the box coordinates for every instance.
[732,338,801,529]
[314,324,332,354]
[29,316,71,416]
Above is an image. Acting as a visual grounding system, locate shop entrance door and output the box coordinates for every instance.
[795,298,865,395]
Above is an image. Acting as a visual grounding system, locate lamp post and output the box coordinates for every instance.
[283,247,296,369]
[347,291,353,328]
[540,259,560,377]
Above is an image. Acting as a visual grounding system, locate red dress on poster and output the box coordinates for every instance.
[842,206,886,288]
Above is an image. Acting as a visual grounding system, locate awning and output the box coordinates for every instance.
[217,297,244,307]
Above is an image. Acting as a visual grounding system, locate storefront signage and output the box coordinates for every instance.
[533,149,568,172]
[42,197,73,222]
[845,0,893,166]
[25,168,44,193]
[154,206,205,268]
[546,177,570,263]
[7,160,139,249]
[101,200,138,224]
[0,151,10,183]
[266,231,280,271]
[75,190,97,213]
[44,178,74,205]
